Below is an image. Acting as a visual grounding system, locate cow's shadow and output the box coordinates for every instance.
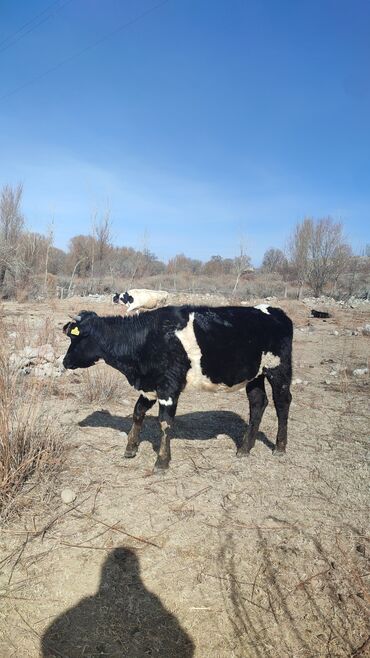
[79,409,275,452]
[41,547,195,658]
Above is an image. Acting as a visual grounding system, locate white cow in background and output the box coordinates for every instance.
[112,289,168,313]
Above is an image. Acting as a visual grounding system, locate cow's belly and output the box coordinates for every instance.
[176,312,249,393]
[176,312,280,393]
[185,368,248,392]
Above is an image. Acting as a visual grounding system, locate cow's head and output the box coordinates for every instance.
[62,310,101,370]
[112,291,134,306]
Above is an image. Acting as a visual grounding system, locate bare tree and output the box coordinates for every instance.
[93,210,113,284]
[288,218,312,298]
[89,211,97,285]
[232,240,252,295]
[308,219,351,296]
[261,248,288,273]
[330,243,352,294]
[203,255,232,276]
[289,217,351,297]
[67,256,88,297]
[0,183,25,287]
[48,246,67,275]
[67,235,95,277]
[21,232,47,274]
[44,221,54,294]
[167,253,202,275]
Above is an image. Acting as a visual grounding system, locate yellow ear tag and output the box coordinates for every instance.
[70,326,80,336]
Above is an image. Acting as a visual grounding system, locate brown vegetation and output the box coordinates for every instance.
[0,311,64,520]
[1,183,368,302]
[0,296,368,657]
[78,363,126,405]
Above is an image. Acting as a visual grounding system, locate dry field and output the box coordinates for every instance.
[0,295,369,658]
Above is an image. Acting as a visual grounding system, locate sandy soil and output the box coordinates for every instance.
[0,296,369,658]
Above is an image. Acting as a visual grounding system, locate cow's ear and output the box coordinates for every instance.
[63,320,91,338]
[63,310,96,338]
[63,321,71,335]
[63,321,81,337]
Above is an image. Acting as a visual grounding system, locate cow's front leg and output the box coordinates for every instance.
[125,395,156,458]
[154,396,178,472]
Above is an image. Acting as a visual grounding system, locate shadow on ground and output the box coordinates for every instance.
[79,409,275,452]
[41,547,195,658]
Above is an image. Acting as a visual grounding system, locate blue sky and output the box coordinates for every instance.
[1,0,369,264]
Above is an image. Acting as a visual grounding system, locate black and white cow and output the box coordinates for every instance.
[112,289,168,313]
[63,304,293,471]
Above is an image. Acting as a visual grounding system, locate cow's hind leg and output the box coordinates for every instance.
[237,375,268,456]
[154,397,178,472]
[125,395,156,458]
[266,369,292,455]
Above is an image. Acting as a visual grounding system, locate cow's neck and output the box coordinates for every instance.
[93,315,149,364]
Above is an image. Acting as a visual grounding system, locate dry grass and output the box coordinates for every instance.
[78,362,125,404]
[34,313,59,348]
[0,298,369,657]
[0,316,65,520]
[9,311,60,353]
[68,271,292,298]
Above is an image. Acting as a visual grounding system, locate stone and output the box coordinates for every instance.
[21,346,39,360]
[353,368,368,377]
[36,344,55,362]
[10,347,38,367]
[61,488,76,504]
[33,363,55,378]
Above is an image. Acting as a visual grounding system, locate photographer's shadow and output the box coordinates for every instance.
[41,547,194,658]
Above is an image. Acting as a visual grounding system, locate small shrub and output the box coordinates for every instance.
[0,319,64,519]
[78,363,124,404]
[35,314,59,348]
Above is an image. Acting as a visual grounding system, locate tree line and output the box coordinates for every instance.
[0,183,368,298]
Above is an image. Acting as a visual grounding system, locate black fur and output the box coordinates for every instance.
[63,305,293,470]
[112,292,133,305]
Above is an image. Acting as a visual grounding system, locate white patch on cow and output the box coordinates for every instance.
[175,313,248,393]
[255,304,270,315]
[257,352,280,376]
[158,397,173,406]
[139,390,157,401]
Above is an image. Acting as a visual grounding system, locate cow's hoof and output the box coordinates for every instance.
[154,458,169,472]
[124,448,138,458]
[273,447,286,457]
[236,447,250,458]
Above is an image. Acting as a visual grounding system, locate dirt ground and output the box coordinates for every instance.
[0,296,369,658]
